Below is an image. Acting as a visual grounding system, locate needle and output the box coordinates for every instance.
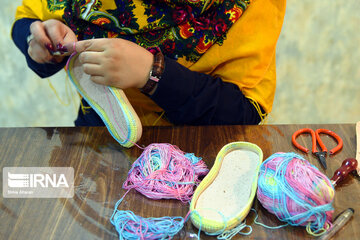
[318,208,354,240]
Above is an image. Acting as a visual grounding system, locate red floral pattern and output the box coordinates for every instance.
[62,0,252,62]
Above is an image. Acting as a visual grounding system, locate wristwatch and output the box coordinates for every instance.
[140,48,165,95]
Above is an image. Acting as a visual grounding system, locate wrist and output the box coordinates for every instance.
[137,51,154,89]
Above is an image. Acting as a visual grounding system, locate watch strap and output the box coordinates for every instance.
[140,48,164,95]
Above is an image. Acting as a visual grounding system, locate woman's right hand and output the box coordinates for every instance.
[28,19,77,64]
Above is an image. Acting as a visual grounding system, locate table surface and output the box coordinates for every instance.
[0,124,359,240]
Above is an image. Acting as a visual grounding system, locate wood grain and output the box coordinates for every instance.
[0,125,359,239]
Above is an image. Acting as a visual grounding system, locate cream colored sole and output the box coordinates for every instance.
[190,142,263,234]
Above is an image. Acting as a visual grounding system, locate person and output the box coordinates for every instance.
[12,0,286,126]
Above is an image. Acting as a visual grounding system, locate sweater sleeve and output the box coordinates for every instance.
[150,56,261,125]
[11,18,67,78]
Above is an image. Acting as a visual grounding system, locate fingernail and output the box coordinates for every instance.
[55,43,68,54]
[56,43,63,50]
[45,43,55,53]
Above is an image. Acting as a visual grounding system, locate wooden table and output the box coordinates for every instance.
[0,124,359,239]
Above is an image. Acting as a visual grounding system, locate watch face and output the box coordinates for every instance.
[150,75,160,83]
[141,51,163,95]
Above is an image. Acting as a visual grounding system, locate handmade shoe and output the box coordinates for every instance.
[190,141,263,234]
[67,54,142,148]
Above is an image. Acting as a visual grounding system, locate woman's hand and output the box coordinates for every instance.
[28,19,77,64]
[66,38,154,89]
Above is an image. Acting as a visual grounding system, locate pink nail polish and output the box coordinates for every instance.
[56,43,68,54]
[45,43,55,53]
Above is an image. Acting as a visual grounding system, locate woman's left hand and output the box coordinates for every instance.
[66,38,154,89]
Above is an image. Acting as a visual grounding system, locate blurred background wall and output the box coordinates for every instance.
[1,0,359,127]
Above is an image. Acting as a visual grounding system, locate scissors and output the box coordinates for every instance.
[292,128,343,169]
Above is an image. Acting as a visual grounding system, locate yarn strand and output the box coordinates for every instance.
[110,189,186,240]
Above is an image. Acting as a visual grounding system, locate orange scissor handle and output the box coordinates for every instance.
[292,128,316,153]
[315,129,343,154]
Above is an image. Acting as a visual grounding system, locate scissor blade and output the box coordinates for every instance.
[315,151,327,169]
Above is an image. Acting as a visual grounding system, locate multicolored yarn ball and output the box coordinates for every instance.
[111,143,208,239]
[257,152,335,236]
[122,143,209,202]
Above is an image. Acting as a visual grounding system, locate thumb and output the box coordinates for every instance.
[63,41,78,54]
[64,39,103,54]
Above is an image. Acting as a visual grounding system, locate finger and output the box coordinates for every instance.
[82,63,103,76]
[44,22,65,48]
[90,75,106,85]
[52,55,65,63]
[78,52,102,64]
[30,21,52,46]
[28,42,53,63]
[63,25,77,44]
[60,30,78,55]
[45,21,77,56]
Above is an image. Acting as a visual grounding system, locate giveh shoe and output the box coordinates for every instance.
[190,141,263,234]
[66,54,142,148]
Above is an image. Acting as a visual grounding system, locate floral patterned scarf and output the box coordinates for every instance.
[59,0,252,62]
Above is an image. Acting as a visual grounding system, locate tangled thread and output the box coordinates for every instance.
[110,195,186,240]
[123,143,209,202]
